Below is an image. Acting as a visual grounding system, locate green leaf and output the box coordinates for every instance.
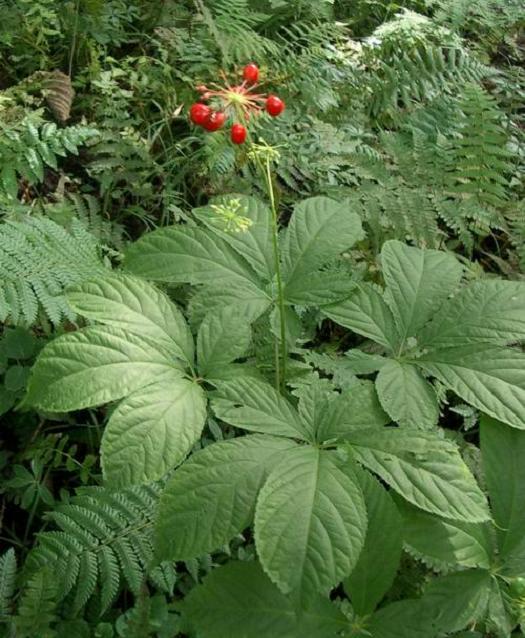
[67,274,194,365]
[293,376,336,440]
[346,428,491,522]
[381,240,463,344]
[418,570,492,634]
[101,376,207,487]
[25,326,180,411]
[156,435,296,561]
[324,285,399,350]
[181,561,348,638]
[282,196,364,292]
[344,469,402,615]
[197,305,255,377]
[420,280,525,348]
[316,381,389,443]
[481,415,525,558]
[284,271,356,306]
[416,344,525,429]
[211,377,309,440]
[124,226,264,291]
[376,360,439,429]
[193,195,274,280]
[255,447,367,597]
[2,328,36,360]
[363,600,429,638]
[398,500,492,570]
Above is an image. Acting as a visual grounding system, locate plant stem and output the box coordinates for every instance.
[262,155,287,391]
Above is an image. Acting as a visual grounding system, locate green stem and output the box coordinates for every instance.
[262,155,287,391]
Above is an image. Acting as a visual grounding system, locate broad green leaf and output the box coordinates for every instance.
[420,280,525,348]
[124,226,263,290]
[192,195,274,280]
[197,305,255,376]
[316,381,389,443]
[282,197,364,290]
[345,469,402,615]
[376,360,439,429]
[481,415,525,557]
[255,447,367,597]
[284,271,356,306]
[181,561,348,638]
[381,240,463,344]
[188,284,271,331]
[417,344,525,429]
[398,500,492,570]
[324,285,399,350]
[343,350,388,375]
[67,274,194,364]
[211,377,309,440]
[101,376,207,487]
[418,570,492,634]
[156,435,295,560]
[363,600,428,638]
[25,326,180,411]
[293,376,336,440]
[346,428,491,522]
[486,579,514,637]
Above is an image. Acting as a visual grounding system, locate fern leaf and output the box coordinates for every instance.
[0,548,17,618]
[0,217,107,326]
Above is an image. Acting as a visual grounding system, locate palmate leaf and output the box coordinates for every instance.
[156,435,296,561]
[346,428,490,523]
[181,561,348,638]
[254,447,367,598]
[326,241,525,429]
[101,376,207,487]
[124,195,363,320]
[24,275,213,485]
[344,468,402,616]
[67,274,194,365]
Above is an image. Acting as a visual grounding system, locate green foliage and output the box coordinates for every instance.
[0,112,98,201]
[1,0,524,635]
[323,240,525,429]
[0,217,107,326]
[25,482,173,614]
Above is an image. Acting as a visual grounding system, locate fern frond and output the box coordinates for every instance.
[14,567,57,638]
[446,84,514,207]
[0,548,17,619]
[0,216,107,326]
[25,483,170,614]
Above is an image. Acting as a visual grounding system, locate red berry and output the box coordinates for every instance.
[190,103,211,126]
[231,123,247,144]
[202,111,226,131]
[243,63,259,84]
[266,95,285,117]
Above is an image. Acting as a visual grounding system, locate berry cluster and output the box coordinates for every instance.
[189,64,285,145]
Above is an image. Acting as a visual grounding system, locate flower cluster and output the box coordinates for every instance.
[189,64,285,145]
